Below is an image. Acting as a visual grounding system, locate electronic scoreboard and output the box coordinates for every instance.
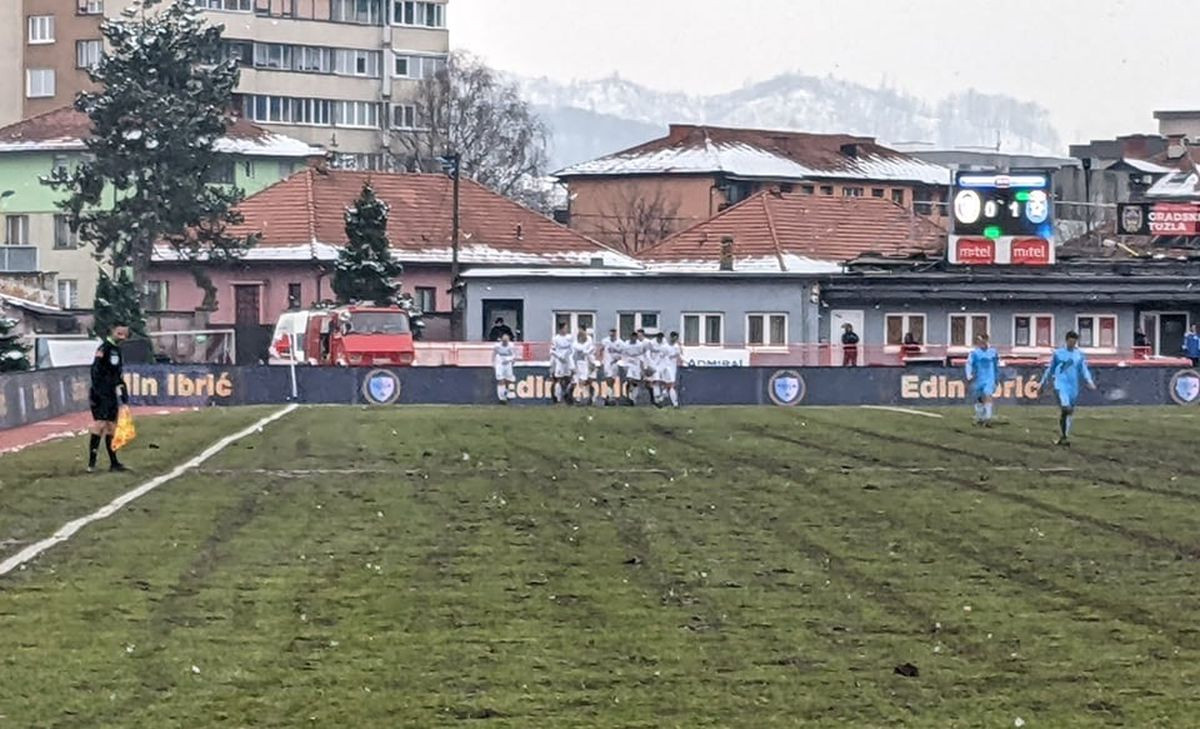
[948,171,1054,265]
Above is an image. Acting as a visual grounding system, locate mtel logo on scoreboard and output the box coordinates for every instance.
[948,170,1055,265]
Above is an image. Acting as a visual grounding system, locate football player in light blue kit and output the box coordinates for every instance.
[965,333,1000,426]
[1039,330,1097,446]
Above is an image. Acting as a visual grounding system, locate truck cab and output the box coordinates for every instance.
[303,306,415,367]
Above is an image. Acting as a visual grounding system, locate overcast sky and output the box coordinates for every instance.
[451,0,1199,144]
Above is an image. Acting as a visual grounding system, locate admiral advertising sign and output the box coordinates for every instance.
[1117,202,1200,236]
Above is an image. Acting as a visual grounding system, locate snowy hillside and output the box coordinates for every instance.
[514,72,1064,170]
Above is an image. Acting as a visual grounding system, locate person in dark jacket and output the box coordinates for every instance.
[487,317,515,341]
[1184,324,1200,367]
[840,323,860,366]
[88,322,130,473]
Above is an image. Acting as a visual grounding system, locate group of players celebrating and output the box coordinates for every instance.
[492,325,684,406]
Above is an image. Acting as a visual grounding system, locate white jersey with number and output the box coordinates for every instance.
[493,342,517,381]
[571,340,595,383]
[550,333,574,378]
[621,340,645,380]
[658,342,682,384]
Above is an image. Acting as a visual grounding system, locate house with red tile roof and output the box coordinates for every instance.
[148,167,641,339]
[555,123,951,252]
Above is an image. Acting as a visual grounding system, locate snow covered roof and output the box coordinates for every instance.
[0,107,322,158]
[0,292,66,316]
[557,124,951,185]
[1113,157,1173,174]
[152,168,641,268]
[1145,164,1200,199]
[636,190,946,272]
[460,264,835,279]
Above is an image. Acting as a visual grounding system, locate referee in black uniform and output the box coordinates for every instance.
[88,322,130,473]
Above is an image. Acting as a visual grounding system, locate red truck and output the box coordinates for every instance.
[270,305,415,367]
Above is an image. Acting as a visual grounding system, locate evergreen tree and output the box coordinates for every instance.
[333,182,403,306]
[91,269,147,339]
[0,303,32,373]
[46,0,254,314]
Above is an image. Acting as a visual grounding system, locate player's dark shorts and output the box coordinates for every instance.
[89,391,119,422]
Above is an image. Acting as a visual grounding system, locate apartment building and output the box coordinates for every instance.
[3,0,449,167]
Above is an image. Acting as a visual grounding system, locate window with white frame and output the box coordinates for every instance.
[334,49,380,77]
[747,313,787,347]
[948,313,989,348]
[5,215,30,245]
[618,312,659,339]
[842,186,864,198]
[57,279,78,309]
[78,0,104,15]
[76,39,102,69]
[1076,314,1117,349]
[26,69,55,98]
[392,1,445,27]
[143,281,169,311]
[682,313,724,346]
[330,0,383,24]
[332,100,380,128]
[200,0,252,11]
[54,215,78,249]
[391,104,417,130]
[554,311,595,334]
[885,313,925,346]
[393,52,447,79]
[28,15,55,44]
[415,286,436,312]
[1013,314,1054,348]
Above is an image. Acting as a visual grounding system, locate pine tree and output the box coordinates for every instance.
[333,182,403,306]
[91,269,147,339]
[46,0,254,319]
[0,303,32,373]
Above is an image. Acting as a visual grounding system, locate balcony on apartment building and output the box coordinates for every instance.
[206,0,446,29]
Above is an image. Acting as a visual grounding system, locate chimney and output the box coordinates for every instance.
[840,143,859,158]
[719,236,734,271]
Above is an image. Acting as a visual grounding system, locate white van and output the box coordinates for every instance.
[268,310,312,365]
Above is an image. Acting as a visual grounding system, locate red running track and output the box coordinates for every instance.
[0,407,194,455]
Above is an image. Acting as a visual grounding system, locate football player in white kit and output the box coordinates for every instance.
[492,333,518,404]
[571,329,597,405]
[644,331,666,405]
[599,328,624,405]
[549,323,574,404]
[659,331,683,408]
[621,331,645,404]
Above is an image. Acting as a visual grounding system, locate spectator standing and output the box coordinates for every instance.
[1184,324,1200,367]
[840,323,860,366]
[488,317,515,341]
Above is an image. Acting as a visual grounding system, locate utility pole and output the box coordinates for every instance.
[439,152,462,339]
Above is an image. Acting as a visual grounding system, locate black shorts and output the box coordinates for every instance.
[90,392,119,422]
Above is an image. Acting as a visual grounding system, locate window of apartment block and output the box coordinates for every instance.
[51,154,69,175]
[295,46,332,73]
[618,312,659,339]
[330,153,385,171]
[871,188,885,198]
[394,53,446,79]
[914,188,937,216]
[415,286,436,312]
[143,281,169,311]
[200,0,252,11]
[333,101,380,128]
[747,313,787,347]
[885,313,925,346]
[842,187,864,198]
[334,49,380,77]
[554,311,595,334]
[819,185,834,196]
[54,215,78,249]
[78,0,104,15]
[800,184,815,194]
[57,279,79,309]
[76,39,103,69]
[891,189,905,205]
[682,313,723,346]
[28,16,55,44]
[1013,314,1054,348]
[948,313,989,348]
[331,0,383,24]
[5,215,30,245]
[207,159,236,184]
[26,69,55,98]
[391,104,417,130]
[1076,314,1117,349]
[393,1,445,27]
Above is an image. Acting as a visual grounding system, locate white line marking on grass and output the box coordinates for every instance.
[0,404,298,578]
[859,405,944,419]
[0,430,87,456]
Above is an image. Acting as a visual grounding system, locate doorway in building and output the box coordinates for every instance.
[830,309,865,366]
[482,299,524,341]
[1141,312,1188,356]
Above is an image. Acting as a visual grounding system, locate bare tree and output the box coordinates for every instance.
[594,186,683,254]
[396,52,551,212]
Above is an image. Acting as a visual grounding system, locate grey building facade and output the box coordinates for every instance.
[463,269,821,346]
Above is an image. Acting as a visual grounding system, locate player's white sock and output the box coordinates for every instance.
[984,402,993,421]
[1065,414,1073,436]
[669,388,679,407]
[496,384,507,401]
[973,402,983,421]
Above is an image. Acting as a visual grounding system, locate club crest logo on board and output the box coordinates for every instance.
[1169,369,1200,406]
[768,370,806,407]
[362,369,401,405]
